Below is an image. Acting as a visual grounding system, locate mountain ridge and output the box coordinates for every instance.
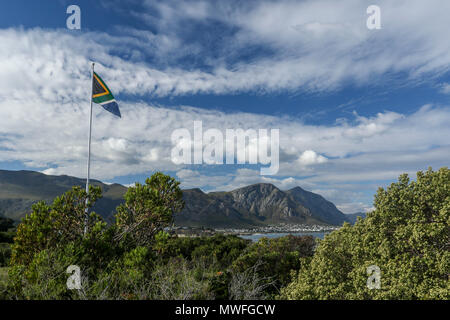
[0,169,356,227]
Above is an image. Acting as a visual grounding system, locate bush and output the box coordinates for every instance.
[0,231,15,243]
[0,217,16,244]
[158,234,250,267]
[6,172,188,300]
[281,167,450,300]
[232,235,316,297]
[11,186,102,265]
[0,243,11,267]
[0,217,14,232]
[115,173,184,247]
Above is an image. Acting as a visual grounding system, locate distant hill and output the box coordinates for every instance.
[0,169,355,227]
[177,183,350,227]
[0,170,126,221]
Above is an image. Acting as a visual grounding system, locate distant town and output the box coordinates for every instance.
[169,223,339,237]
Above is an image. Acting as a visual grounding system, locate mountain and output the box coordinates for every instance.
[0,170,126,221]
[176,183,348,227]
[286,186,347,225]
[0,169,351,227]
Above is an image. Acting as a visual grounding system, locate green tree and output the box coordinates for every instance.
[11,186,102,265]
[281,167,449,300]
[232,235,316,297]
[115,172,184,247]
[5,172,191,300]
[153,234,250,299]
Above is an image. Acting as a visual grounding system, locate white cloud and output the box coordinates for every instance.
[130,0,450,93]
[297,150,328,166]
[2,1,450,99]
[440,83,450,94]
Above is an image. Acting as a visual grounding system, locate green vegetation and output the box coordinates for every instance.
[0,267,9,299]
[0,267,8,283]
[0,168,448,300]
[0,216,15,245]
[0,243,11,267]
[3,171,313,299]
[232,235,315,297]
[281,167,449,300]
[0,217,15,271]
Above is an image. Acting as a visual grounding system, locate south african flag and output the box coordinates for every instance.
[92,72,121,117]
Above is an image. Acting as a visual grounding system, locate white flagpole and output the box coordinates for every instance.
[84,62,95,236]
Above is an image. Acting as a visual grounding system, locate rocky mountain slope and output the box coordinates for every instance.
[177,183,348,227]
[0,170,354,227]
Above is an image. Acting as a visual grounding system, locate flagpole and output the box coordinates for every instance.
[84,62,95,236]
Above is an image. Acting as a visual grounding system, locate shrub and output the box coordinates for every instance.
[11,186,102,265]
[115,172,184,247]
[232,235,316,297]
[0,243,11,267]
[281,167,450,300]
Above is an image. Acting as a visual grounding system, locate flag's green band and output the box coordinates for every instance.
[93,93,115,104]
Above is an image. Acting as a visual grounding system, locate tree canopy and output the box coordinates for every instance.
[281,167,449,300]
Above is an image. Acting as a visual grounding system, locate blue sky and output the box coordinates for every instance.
[0,0,449,213]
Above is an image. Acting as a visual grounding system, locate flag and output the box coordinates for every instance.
[92,72,121,117]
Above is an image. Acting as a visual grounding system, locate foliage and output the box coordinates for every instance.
[158,234,250,267]
[0,267,8,299]
[232,235,316,297]
[11,186,102,265]
[5,172,191,300]
[0,243,11,267]
[8,244,80,299]
[115,172,184,247]
[281,167,450,300]
[229,260,276,300]
[0,217,14,232]
[4,168,448,300]
[0,230,15,243]
[147,257,214,300]
[154,234,251,299]
[0,217,16,247]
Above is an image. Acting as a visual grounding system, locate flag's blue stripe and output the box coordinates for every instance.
[101,101,121,118]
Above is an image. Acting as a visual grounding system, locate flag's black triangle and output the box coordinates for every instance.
[93,74,109,96]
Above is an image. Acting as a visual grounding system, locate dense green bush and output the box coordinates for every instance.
[0,231,14,243]
[157,234,250,266]
[115,173,184,247]
[0,217,15,248]
[11,186,103,265]
[0,217,14,232]
[232,235,316,297]
[281,167,449,300]
[0,243,11,267]
[152,234,251,299]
